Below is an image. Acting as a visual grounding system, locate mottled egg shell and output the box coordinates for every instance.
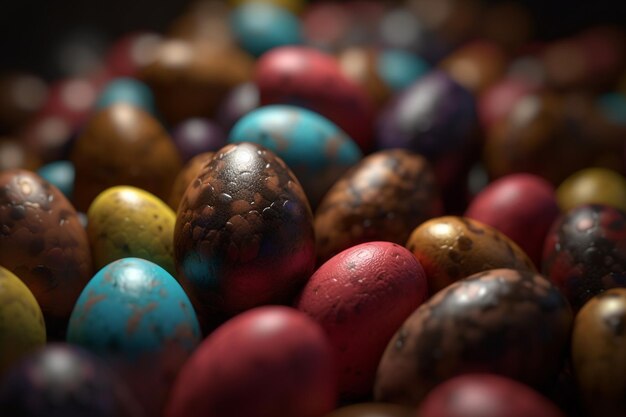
[542,204,626,311]
[229,105,362,207]
[375,269,573,406]
[0,169,92,337]
[71,103,182,212]
[295,242,428,399]
[87,186,177,275]
[315,149,442,264]
[406,216,536,293]
[572,289,626,417]
[165,306,336,417]
[417,374,565,417]
[0,266,46,374]
[255,46,376,152]
[0,343,142,417]
[557,167,626,213]
[174,142,315,324]
[323,403,412,417]
[464,174,560,268]
[168,152,214,210]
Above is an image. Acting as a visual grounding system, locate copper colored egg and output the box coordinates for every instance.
[315,149,442,264]
[168,152,214,210]
[405,216,535,293]
[375,268,573,406]
[324,403,412,417]
[0,170,92,338]
[572,289,626,417]
[71,103,182,212]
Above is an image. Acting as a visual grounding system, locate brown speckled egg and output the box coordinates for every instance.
[0,169,92,338]
[374,268,573,406]
[174,143,315,328]
[168,152,214,211]
[405,216,535,294]
[323,403,412,417]
[572,289,626,417]
[315,149,442,265]
[71,103,182,212]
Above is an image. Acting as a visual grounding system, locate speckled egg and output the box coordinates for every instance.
[229,105,362,207]
[542,204,626,311]
[87,186,176,275]
[323,403,412,417]
[295,242,428,399]
[417,374,566,417]
[70,103,182,212]
[174,142,315,326]
[464,174,560,267]
[255,46,376,152]
[165,306,336,417]
[168,152,214,210]
[36,160,75,200]
[0,266,46,374]
[375,269,573,406]
[572,289,626,417]
[67,257,201,416]
[557,167,626,213]
[94,77,157,115]
[315,149,442,264]
[0,344,142,417]
[0,169,92,338]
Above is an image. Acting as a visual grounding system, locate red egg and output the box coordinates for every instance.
[296,241,428,400]
[464,173,560,267]
[255,46,375,152]
[417,374,565,417]
[165,306,336,417]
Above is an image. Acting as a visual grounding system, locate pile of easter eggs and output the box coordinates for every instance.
[1,0,626,416]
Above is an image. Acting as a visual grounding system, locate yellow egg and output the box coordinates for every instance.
[0,266,46,374]
[87,186,176,275]
[229,0,305,14]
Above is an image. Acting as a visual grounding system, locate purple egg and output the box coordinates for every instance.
[170,118,226,162]
[216,82,259,130]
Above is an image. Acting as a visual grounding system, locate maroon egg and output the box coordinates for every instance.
[296,241,428,399]
[464,173,560,267]
[164,306,336,417]
[417,374,565,417]
[542,204,626,311]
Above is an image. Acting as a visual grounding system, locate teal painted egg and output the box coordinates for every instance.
[229,105,362,206]
[37,160,75,200]
[95,77,156,115]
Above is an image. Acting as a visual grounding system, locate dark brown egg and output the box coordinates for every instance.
[315,149,442,264]
[0,170,92,338]
[572,289,626,417]
[323,403,412,417]
[374,268,573,406]
[174,143,315,328]
[70,103,182,212]
[168,152,214,211]
[405,216,535,294]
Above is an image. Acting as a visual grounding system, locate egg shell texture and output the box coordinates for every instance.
[168,152,214,210]
[542,204,626,311]
[165,306,336,417]
[374,268,573,406]
[87,186,177,275]
[229,105,362,207]
[296,241,428,399]
[71,103,182,212]
[174,142,315,321]
[315,149,442,264]
[0,169,92,337]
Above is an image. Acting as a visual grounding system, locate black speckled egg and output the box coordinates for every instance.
[374,268,573,406]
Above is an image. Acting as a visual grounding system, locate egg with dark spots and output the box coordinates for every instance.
[87,186,177,275]
[323,403,412,417]
[315,149,442,264]
[0,169,92,338]
[168,152,214,211]
[67,257,201,416]
[542,204,626,311]
[572,289,626,417]
[405,216,536,294]
[174,142,315,326]
[374,268,573,406]
[295,241,428,399]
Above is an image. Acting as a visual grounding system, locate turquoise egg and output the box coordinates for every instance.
[377,50,430,92]
[231,3,302,57]
[37,160,75,200]
[95,78,156,115]
[67,258,201,358]
[229,105,362,206]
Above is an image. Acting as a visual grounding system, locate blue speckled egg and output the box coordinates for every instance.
[37,160,75,200]
[377,49,430,92]
[231,2,302,57]
[95,77,156,115]
[229,105,362,206]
